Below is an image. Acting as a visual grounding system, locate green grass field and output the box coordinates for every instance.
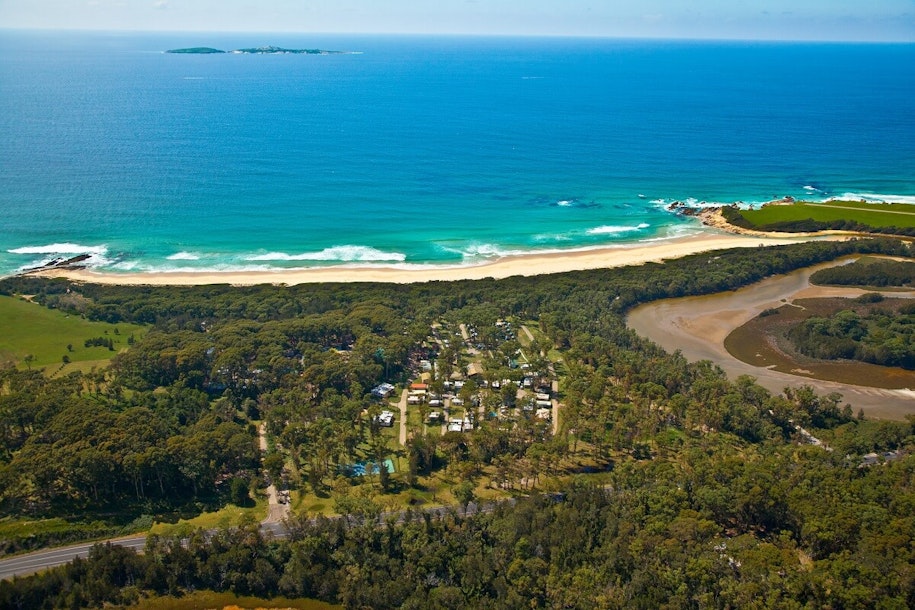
[148,497,268,537]
[0,295,147,370]
[736,200,915,230]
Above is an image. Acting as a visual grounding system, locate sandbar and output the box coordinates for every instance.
[28,231,835,286]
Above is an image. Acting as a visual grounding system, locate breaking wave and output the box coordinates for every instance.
[586,223,650,235]
[830,192,915,205]
[166,251,202,261]
[8,242,108,256]
[244,246,407,263]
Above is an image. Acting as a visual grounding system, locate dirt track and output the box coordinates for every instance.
[626,258,915,420]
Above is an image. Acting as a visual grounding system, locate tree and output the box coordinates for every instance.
[377,460,391,492]
[454,479,476,513]
[263,453,285,485]
[230,476,251,506]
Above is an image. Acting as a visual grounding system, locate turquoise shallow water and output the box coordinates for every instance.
[1,32,914,276]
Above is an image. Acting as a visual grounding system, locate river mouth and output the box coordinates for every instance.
[626,256,915,419]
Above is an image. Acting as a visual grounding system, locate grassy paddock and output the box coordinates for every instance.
[735,200,915,230]
[148,497,267,536]
[0,295,147,369]
[122,590,341,610]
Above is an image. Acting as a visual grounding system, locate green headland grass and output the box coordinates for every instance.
[0,295,147,370]
[735,200,915,230]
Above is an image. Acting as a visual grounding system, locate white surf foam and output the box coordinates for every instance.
[460,244,514,258]
[244,245,407,263]
[831,192,915,204]
[166,251,202,261]
[532,232,573,242]
[8,243,108,256]
[586,223,650,235]
[111,260,139,271]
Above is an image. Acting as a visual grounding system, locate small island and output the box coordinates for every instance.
[166,45,352,55]
[165,47,224,54]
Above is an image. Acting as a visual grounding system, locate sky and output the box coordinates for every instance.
[0,0,913,41]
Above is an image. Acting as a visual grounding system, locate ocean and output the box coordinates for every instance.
[1,31,914,276]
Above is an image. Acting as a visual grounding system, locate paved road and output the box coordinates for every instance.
[259,423,290,525]
[2,426,294,581]
[551,379,560,435]
[397,389,409,445]
[0,535,147,581]
[0,495,536,581]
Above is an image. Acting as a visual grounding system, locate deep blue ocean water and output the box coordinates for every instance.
[1,31,914,275]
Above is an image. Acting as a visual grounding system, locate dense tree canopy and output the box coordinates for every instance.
[0,237,913,608]
[810,258,915,288]
[787,303,915,369]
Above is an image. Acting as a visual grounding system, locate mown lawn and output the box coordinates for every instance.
[0,295,147,369]
[737,200,915,229]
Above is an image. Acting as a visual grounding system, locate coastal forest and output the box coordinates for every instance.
[1,238,914,609]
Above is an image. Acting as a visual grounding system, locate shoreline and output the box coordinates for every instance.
[24,231,839,286]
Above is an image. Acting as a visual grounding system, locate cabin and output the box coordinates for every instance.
[447,418,473,432]
[371,383,396,399]
[375,410,395,427]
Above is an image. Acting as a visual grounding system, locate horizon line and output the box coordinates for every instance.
[1,26,912,45]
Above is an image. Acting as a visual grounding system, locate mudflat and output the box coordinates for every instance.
[627,258,915,420]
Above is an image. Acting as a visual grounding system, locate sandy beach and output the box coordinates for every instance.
[28,231,832,286]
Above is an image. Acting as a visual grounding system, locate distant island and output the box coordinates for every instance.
[166,47,224,54]
[166,45,354,55]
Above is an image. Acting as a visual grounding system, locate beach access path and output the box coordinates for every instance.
[626,257,915,420]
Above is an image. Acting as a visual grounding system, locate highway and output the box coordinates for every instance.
[0,499,517,581]
[0,535,147,581]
